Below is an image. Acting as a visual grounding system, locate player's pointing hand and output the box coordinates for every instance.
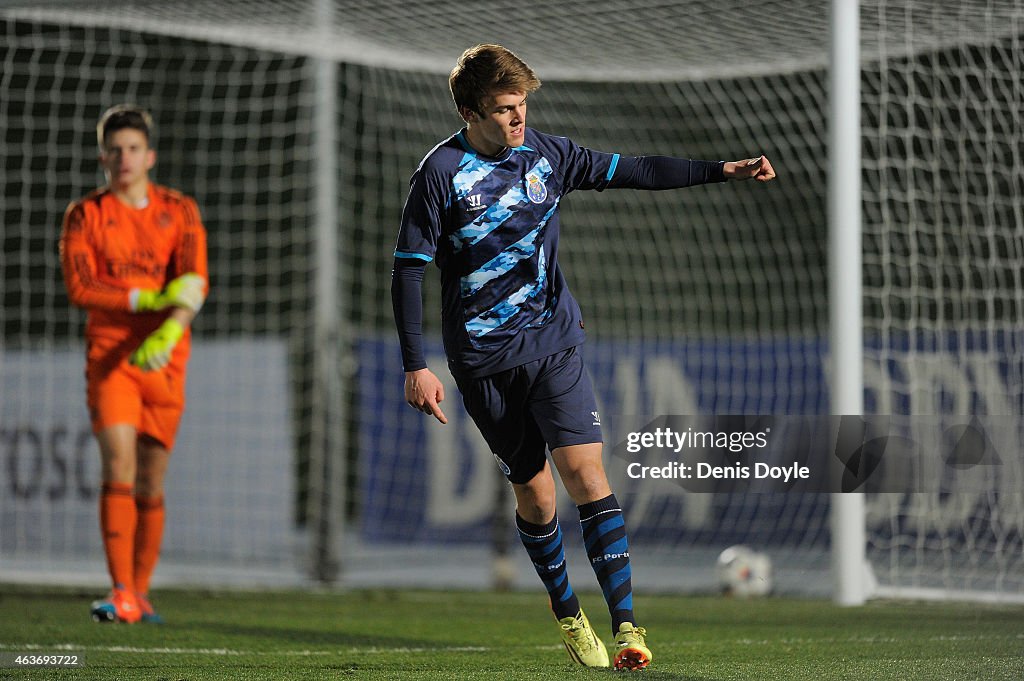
[404,367,448,424]
[724,155,776,182]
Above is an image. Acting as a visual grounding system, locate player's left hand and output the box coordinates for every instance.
[130,318,185,371]
[724,155,776,182]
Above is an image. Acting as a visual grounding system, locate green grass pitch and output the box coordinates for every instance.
[0,585,1021,680]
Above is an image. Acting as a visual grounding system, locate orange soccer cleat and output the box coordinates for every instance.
[135,592,164,624]
[90,586,142,624]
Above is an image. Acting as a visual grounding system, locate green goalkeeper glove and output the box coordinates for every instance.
[162,273,206,311]
[130,318,185,372]
[130,273,206,312]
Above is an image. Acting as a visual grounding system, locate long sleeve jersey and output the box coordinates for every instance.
[60,183,209,345]
[392,127,726,378]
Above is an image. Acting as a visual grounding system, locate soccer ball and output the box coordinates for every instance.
[715,545,772,597]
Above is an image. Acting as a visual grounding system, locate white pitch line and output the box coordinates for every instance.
[674,633,1024,647]
[0,643,545,656]
[2,633,1020,658]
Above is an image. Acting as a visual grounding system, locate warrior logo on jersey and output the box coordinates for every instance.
[525,172,547,204]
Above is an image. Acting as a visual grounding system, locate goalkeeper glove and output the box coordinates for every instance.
[130,273,206,312]
[162,273,206,312]
[130,318,185,372]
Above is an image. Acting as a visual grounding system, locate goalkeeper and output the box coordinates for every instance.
[60,104,209,625]
[392,44,775,670]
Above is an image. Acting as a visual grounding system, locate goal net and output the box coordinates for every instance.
[860,2,1024,601]
[0,0,1021,601]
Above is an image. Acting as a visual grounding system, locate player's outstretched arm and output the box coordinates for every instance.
[607,154,775,190]
[723,155,776,182]
[404,368,448,424]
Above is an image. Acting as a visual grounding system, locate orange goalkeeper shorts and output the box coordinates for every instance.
[85,335,189,450]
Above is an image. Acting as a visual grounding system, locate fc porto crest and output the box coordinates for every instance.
[525,172,547,204]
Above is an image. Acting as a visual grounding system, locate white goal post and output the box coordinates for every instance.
[830,0,868,607]
[0,0,1021,603]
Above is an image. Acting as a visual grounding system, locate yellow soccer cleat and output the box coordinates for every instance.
[613,622,652,671]
[557,609,610,667]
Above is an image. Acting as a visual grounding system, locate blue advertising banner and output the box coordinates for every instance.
[356,335,829,544]
[357,333,1022,548]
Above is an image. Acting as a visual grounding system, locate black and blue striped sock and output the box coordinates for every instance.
[516,513,581,621]
[578,493,635,634]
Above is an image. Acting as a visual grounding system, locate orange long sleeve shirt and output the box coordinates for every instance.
[60,183,209,345]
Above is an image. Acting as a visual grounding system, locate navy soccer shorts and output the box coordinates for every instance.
[455,346,603,484]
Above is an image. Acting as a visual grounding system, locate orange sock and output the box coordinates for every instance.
[100,482,137,591]
[133,495,165,595]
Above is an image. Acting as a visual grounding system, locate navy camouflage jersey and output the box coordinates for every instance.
[395,128,619,378]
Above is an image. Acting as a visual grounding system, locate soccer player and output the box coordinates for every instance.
[391,44,775,670]
[60,104,209,624]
